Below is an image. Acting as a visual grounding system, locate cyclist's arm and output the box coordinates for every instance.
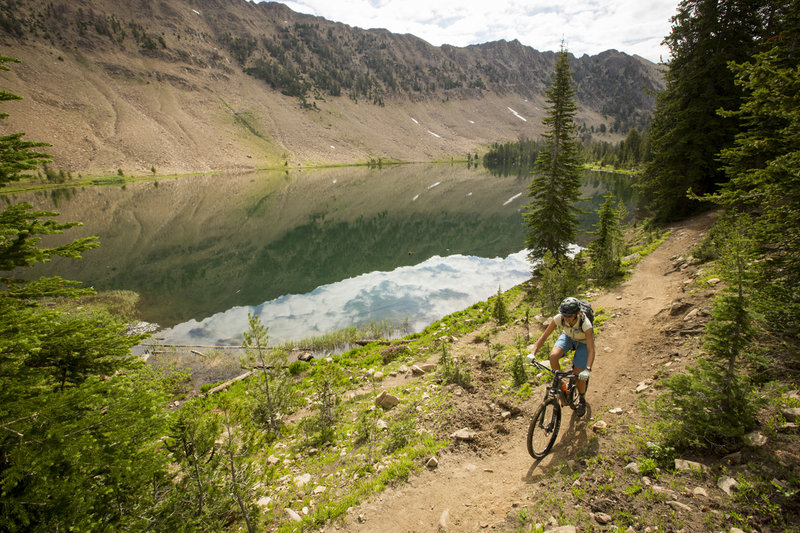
[532,319,558,355]
[584,328,596,370]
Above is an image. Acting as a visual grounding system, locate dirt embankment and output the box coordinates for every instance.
[324,212,719,532]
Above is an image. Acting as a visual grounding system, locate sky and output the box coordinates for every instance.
[259,0,679,64]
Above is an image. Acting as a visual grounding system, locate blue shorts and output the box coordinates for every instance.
[555,333,589,369]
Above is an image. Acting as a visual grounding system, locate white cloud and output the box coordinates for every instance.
[157,250,532,346]
[264,0,678,63]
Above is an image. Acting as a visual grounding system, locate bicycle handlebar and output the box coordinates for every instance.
[529,357,575,379]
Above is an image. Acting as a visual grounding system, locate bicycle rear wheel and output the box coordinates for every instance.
[527,399,561,458]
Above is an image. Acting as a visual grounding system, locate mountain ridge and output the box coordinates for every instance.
[0,0,664,175]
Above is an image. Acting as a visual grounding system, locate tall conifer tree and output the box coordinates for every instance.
[638,0,778,222]
[1,56,169,530]
[523,45,581,264]
[715,0,800,331]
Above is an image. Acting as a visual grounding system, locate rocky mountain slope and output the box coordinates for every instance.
[0,0,663,175]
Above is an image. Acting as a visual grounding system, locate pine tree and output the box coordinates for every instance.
[523,45,582,264]
[491,285,508,324]
[715,1,800,332]
[0,55,50,187]
[657,213,758,451]
[588,193,627,281]
[242,312,291,435]
[637,0,778,222]
[1,56,170,530]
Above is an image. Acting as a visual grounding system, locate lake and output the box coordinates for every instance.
[11,164,634,347]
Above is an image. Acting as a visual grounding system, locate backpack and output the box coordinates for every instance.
[578,300,594,327]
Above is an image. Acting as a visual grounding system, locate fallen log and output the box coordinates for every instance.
[202,371,254,397]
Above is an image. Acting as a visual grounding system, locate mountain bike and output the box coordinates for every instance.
[526,358,585,458]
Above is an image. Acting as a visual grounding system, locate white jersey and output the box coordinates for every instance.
[553,313,593,341]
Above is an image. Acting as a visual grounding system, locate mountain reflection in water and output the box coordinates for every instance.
[17,164,634,347]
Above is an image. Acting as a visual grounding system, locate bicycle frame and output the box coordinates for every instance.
[531,359,579,409]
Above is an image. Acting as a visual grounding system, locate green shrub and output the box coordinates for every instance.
[384,416,414,453]
[288,360,310,375]
[510,349,528,387]
[437,343,472,389]
[637,457,659,478]
[644,441,676,469]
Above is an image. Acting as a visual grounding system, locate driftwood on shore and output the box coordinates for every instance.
[201,370,254,397]
[353,340,393,346]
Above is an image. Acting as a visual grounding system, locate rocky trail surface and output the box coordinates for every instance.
[323,212,717,533]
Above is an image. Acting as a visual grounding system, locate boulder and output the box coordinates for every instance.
[294,473,312,487]
[745,431,767,447]
[285,508,302,522]
[624,462,640,474]
[652,485,678,498]
[683,308,700,321]
[782,407,800,423]
[438,509,449,531]
[420,363,437,372]
[722,451,744,465]
[411,365,425,375]
[297,352,313,362]
[666,500,692,512]
[451,428,477,441]
[256,496,272,508]
[674,459,708,472]
[593,512,613,524]
[375,391,400,409]
[718,476,738,495]
[668,300,693,316]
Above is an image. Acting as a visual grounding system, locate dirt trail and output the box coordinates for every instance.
[324,213,715,533]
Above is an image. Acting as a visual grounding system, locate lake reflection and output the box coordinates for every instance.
[164,250,532,346]
[14,165,633,346]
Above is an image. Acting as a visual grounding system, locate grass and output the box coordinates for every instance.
[276,320,407,353]
[53,289,142,319]
[0,169,222,194]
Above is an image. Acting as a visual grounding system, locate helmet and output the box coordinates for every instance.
[559,297,580,316]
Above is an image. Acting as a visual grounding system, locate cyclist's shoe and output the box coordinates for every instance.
[575,399,586,418]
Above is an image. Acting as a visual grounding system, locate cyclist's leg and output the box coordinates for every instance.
[571,341,589,394]
[550,333,571,371]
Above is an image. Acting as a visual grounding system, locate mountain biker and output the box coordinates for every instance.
[528,297,595,417]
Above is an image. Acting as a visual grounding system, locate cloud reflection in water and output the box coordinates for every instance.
[158,250,532,346]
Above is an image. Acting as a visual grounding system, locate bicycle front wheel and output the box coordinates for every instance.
[527,399,561,458]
